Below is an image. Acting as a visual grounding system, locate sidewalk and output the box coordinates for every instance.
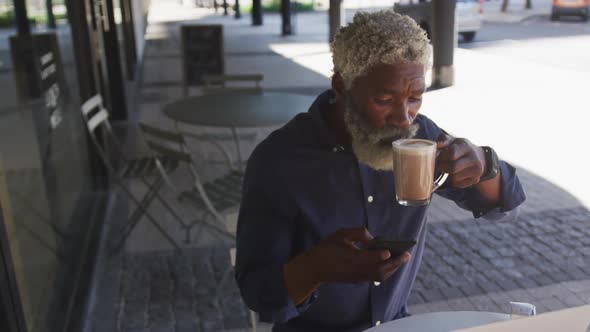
[483,0,552,23]
[87,2,589,331]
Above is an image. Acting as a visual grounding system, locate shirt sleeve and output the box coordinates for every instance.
[435,160,526,220]
[416,115,526,220]
[235,140,318,323]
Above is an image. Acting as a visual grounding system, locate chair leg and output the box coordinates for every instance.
[119,177,163,238]
[250,310,257,332]
[110,178,182,254]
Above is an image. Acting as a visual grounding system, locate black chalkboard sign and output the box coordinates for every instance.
[181,24,224,89]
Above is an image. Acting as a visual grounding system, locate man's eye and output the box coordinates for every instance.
[410,96,423,102]
[375,98,392,105]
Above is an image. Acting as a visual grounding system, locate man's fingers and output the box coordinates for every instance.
[449,176,480,189]
[437,157,478,175]
[371,252,412,282]
[447,165,483,188]
[334,227,374,245]
[358,248,391,263]
[437,141,470,163]
[436,132,455,149]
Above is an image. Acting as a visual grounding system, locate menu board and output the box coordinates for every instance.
[181,24,224,86]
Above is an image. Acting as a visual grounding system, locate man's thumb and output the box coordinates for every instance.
[437,132,454,149]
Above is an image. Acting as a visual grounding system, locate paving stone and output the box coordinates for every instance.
[575,290,590,303]
[149,303,174,327]
[495,278,521,292]
[407,292,425,305]
[562,280,590,293]
[477,280,502,293]
[121,301,148,330]
[439,287,464,300]
[490,258,515,269]
[458,283,484,297]
[531,274,555,287]
[150,327,175,332]
[445,297,477,311]
[561,294,585,307]
[175,320,200,332]
[422,288,446,302]
[467,295,502,312]
[487,291,513,308]
[527,284,571,301]
[513,276,540,289]
[565,267,589,281]
[537,297,567,311]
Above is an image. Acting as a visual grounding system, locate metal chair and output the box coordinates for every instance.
[80,95,183,253]
[139,123,256,330]
[138,122,241,240]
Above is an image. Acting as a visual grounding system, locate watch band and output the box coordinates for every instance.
[480,146,499,182]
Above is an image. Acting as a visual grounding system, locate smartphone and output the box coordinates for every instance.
[366,237,417,257]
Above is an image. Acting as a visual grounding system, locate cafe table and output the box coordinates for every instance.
[163,90,315,167]
[364,311,511,332]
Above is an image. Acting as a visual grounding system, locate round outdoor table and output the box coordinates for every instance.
[163,91,315,166]
[364,311,511,332]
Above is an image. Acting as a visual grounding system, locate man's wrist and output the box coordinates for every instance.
[283,251,321,305]
[479,146,499,182]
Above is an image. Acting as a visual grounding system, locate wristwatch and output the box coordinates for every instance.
[479,146,499,182]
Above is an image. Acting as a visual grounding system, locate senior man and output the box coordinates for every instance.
[235,10,525,332]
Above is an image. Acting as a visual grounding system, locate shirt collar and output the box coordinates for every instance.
[308,89,349,150]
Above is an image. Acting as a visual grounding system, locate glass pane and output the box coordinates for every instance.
[0,1,98,331]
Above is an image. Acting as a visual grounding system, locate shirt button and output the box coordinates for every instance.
[374,281,380,286]
[368,196,374,203]
[376,320,381,326]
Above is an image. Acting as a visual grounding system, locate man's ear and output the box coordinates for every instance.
[331,72,346,98]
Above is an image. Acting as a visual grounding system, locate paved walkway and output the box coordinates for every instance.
[87,1,589,331]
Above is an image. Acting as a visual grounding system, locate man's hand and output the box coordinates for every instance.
[307,228,411,283]
[436,133,486,189]
[284,228,411,305]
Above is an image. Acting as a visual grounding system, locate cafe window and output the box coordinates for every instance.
[0,0,103,331]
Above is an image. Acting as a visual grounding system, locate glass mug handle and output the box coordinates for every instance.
[431,172,448,194]
[433,148,449,193]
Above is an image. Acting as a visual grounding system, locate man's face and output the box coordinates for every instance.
[341,63,426,170]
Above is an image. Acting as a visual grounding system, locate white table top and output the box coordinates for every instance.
[364,311,511,332]
[163,91,315,128]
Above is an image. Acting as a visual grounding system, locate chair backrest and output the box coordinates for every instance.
[139,123,211,199]
[81,95,110,135]
[80,95,124,172]
[138,123,193,164]
[202,74,264,88]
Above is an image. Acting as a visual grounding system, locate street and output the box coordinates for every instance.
[461,15,590,72]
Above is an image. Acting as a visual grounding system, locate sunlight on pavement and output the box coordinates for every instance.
[269,43,332,77]
[147,0,215,23]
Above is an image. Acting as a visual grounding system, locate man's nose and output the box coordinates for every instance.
[386,102,412,128]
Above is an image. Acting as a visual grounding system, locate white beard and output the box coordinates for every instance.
[343,98,419,171]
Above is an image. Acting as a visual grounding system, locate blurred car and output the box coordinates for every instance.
[551,0,590,21]
[393,0,484,43]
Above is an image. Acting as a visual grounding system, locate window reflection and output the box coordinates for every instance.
[0,1,97,331]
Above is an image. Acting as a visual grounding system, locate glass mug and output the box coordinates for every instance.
[392,139,448,206]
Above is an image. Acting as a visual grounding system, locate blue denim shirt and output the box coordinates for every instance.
[235,90,526,332]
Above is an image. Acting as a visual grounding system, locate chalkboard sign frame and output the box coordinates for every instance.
[181,24,224,95]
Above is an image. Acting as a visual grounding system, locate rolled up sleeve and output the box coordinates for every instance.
[436,160,526,220]
[235,143,317,323]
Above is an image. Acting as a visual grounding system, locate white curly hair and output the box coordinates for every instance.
[330,10,431,89]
